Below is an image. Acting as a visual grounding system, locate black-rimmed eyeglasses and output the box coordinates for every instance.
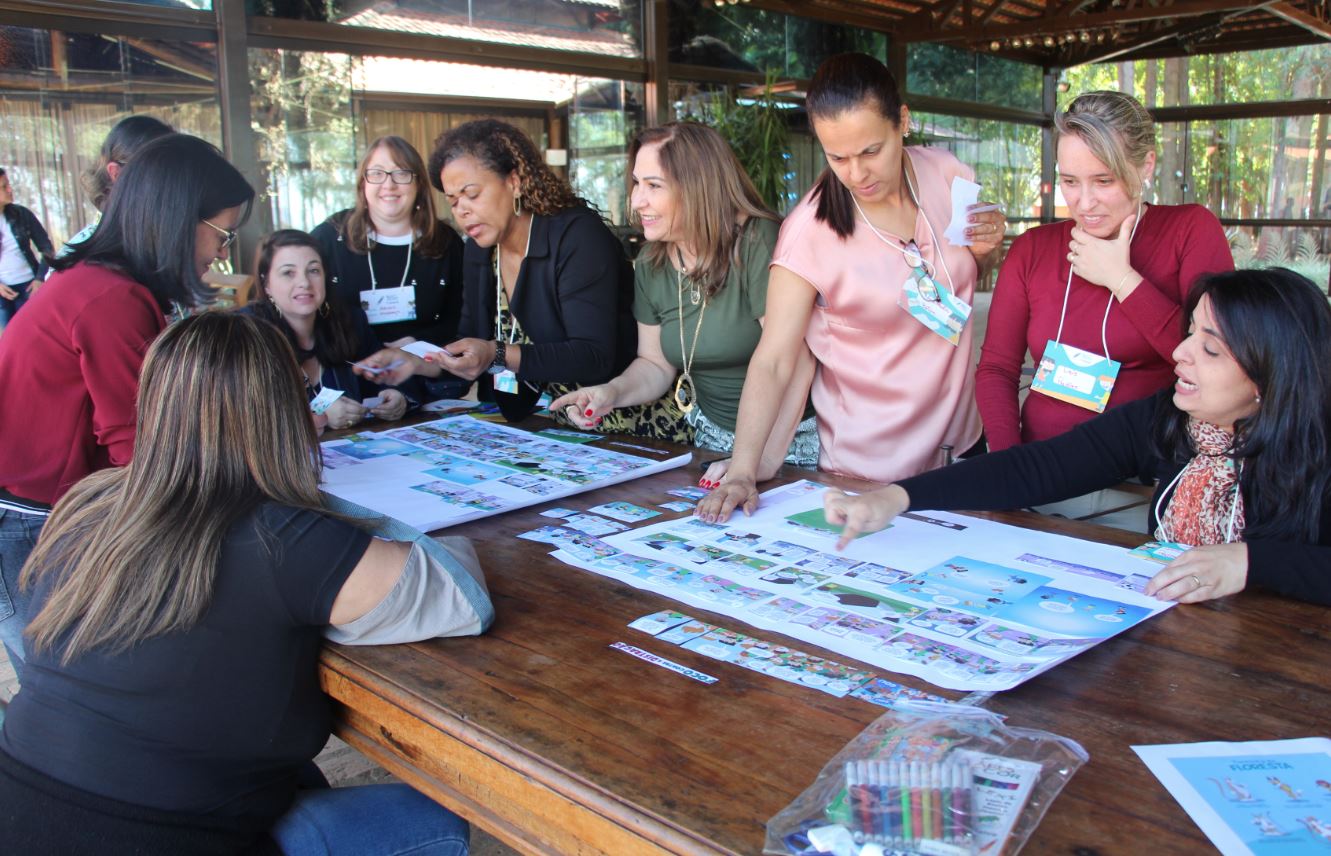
[364,168,415,185]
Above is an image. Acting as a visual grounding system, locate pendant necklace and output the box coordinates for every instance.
[673,249,706,414]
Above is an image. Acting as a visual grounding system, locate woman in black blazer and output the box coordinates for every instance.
[357,120,643,425]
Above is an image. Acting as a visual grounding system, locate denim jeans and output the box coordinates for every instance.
[271,783,469,856]
[0,280,33,328]
[0,508,43,676]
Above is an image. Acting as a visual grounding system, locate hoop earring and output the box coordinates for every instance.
[319,301,330,318]
[513,193,522,217]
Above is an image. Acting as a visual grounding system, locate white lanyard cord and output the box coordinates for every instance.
[1052,199,1143,360]
[1154,457,1243,544]
[367,239,412,292]
[494,217,534,345]
[850,151,956,296]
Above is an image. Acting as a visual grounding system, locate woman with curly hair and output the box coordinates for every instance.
[359,120,640,425]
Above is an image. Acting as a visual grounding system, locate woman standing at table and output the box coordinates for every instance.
[823,268,1331,607]
[977,91,1232,451]
[551,122,817,474]
[62,114,173,254]
[363,119,640,426]
[248,229,410,432]
[0,133,253,672]
[312,135,468,399]
[699,53,1006,521]
[0,312,490,853]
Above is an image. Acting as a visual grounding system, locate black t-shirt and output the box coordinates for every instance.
[0,503,371,823]
[312,211,466,347]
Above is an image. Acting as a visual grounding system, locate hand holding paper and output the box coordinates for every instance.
[944,177,1006,259]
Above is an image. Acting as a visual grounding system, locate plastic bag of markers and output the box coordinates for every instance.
[764,701,1088,856]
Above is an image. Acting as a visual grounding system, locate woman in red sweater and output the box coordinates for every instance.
[977,91,1233,452]
[0,133,254,674]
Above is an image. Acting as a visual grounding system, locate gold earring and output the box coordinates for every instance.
[319,302,330,318]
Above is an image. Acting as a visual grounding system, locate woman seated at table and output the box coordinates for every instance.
[247,229,411,432]
[821,268,1331,607]
[698,53,1006,522]
[0,312,492,853]
[358,119,640,426]
[0,133,253,672]
[312,135,468,399]
[977,91,1232,452]
[551,122,817,479]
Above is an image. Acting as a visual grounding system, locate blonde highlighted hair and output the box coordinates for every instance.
[341,135,456,258]
[629,122,778,298]
[1055,90,1156,199]
[22,313,328,664]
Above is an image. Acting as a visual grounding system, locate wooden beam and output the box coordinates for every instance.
[122,37,215,81]
[49,28,67,85]
[644,0,668,126]
[898,0,1275,42]
[1267,1,1331,40]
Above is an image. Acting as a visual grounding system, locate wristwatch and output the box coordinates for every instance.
[488,339,507,374]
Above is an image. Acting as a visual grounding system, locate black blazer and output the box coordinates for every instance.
[459,206,636,387]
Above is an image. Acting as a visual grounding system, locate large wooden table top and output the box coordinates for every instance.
[318,427,1331,855]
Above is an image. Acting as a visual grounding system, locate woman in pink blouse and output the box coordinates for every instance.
[700,53,1006,521]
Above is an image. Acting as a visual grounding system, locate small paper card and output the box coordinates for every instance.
[898,270,972,346]
[361,396,383,409]
[309,387,344,415]
[589,501,662,523]
[350,358,405,376]
[943,177,982,246]
[401,340,451,359]
[1130,541,1191,564]
[660,500,696,512]
[1031,340,1120,412]
[666,486,708,501]
[628,610,694,635]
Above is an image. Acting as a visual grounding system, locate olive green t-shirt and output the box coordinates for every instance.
[632,218,779,432]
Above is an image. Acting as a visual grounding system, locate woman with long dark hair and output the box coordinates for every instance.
[312,135,468,399]
[698,53,1006,522]
[822,268,1331,606]
[360,120,641,427]
[248,229,411,432]
[0,312,490,853]
[551,121,818,472]
[0,133,254,672]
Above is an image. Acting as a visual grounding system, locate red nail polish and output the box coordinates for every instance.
[585,409,594,416]
[698,478,706,486]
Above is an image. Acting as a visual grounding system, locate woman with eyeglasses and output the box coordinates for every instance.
[312,135,468,398]
[698,53,1005,522]
[0,133,254,673]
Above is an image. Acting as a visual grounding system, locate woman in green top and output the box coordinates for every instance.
[552,122,817,483]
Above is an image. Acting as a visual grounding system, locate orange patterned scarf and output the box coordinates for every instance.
[1156,419,1246,546]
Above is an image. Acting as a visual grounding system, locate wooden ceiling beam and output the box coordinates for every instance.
[898,0,1276,42]
[1266,1,1331,40]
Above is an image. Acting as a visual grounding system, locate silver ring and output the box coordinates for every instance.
[1190,574,1202,590]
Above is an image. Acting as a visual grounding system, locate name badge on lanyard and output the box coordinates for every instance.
[896,243,971,347]
[492,369,520,394]
[361,285,416,324]
[1030,340,1120,412]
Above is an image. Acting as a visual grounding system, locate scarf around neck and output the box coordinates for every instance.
[1156,419,1246,546]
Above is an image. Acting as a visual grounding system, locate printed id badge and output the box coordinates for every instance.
[897,272,971,347]
[493,368,520,394]
[1129,540,1191,564]
[1030,340,1120,412]
[308,386,344,415]
[360,284,417,324]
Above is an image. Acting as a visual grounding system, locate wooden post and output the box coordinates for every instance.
[214,0,269,272]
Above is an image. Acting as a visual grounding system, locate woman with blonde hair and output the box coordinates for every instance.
[976,90,1233,452]
[360,119,639,426]
[0,311,490,853]
[313,135,468,398]
[552,121,817,475]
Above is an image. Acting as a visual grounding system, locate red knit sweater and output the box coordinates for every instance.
[977,204,1233,451]
[0,262,166,505]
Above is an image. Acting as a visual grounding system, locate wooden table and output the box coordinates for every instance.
[319,431,1331,855]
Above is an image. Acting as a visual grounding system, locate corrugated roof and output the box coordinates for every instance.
[345,5,636,59]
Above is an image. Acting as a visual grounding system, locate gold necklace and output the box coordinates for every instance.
[673,256,706,414]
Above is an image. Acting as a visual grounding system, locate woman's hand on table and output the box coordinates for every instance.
[550,384,615,429]
[1144,543,1248,604]
[325,396,368,431]
[1068,215,1144,300]
[695,474,759,523]
[823,485,909,550]
[699,458,730,490]
[428,338,495,381]
[352,348,424,386]
[966,203,1007,262]
[370,388,408,421]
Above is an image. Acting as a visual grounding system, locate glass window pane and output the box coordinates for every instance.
[1228,226,1330,288]
[909,44,1041,112]
[913,112,1045,227]
[0,26,220,244]
[672,6,886,77]
[261,0,643,58]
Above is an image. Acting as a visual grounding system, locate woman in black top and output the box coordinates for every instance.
[811,268,1331,607]
[311,135,467,399]
[0,312,491,854]
[358,120,639,424]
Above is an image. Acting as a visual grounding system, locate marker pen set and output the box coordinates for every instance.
[844,758,974,852]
